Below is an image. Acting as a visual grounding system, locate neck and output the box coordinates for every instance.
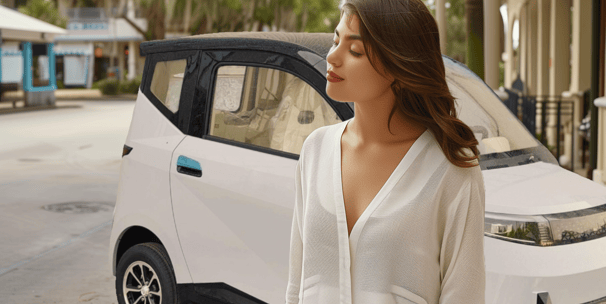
[348,92,426,146]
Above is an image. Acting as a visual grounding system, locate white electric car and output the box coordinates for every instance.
[109,32,606,304]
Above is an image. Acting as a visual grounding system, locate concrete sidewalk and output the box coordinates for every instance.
[55,88,137,100]
[1,89,137,102]
[0,89,136,115]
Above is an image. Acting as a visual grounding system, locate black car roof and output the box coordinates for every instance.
[140,32,334,59]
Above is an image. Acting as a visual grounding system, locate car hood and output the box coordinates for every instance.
[482,161,606,215]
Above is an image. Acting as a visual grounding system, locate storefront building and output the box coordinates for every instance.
[0,5,66,106]
[55,6,146,88]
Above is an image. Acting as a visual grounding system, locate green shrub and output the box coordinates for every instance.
[119,77,141,94]
[96,76,141,95]
[98,78,120,95]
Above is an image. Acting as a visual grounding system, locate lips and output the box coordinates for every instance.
[327,71,344,80]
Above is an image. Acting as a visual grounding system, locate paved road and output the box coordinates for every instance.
[0,100,135,304]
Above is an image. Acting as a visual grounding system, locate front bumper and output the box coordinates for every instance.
[485,235,606,304]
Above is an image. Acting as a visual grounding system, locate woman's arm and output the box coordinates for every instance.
[285,160,304,304]
[439,167,486,304]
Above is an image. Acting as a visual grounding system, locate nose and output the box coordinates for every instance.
[326,45,341,69]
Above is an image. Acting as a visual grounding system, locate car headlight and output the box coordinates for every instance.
[484,204,606,246]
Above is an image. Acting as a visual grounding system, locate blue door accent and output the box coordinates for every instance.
[177,155,202,177]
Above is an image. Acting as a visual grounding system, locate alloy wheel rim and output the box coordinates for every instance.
[122,261,162,304]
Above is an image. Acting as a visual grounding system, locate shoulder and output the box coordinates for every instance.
[421,138,483,203]
[435,153,485,226]
[424,130,483,185]
[299,120,348,161]
[442,157,483,189]
[439,160,485,214]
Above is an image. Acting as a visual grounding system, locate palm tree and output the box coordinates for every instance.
[18,0,68,28]
[121,0,338,41]
[465,0,484,80]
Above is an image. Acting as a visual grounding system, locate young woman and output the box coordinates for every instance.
[286,0,485,303]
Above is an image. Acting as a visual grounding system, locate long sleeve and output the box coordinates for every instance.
[286,159,304,304]
[439,167,486,304]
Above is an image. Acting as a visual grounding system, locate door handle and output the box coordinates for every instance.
[176,155,202,177]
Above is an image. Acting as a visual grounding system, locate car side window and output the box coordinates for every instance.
[209,65,341,155]
[150,59,187,113]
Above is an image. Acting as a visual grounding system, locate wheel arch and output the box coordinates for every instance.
[113,226,166,275]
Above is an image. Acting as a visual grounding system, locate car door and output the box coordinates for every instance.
[169,50,345,303]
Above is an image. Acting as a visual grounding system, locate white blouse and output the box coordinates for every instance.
[286,119,486,304]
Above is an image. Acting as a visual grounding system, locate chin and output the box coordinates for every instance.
[326,85,353,103]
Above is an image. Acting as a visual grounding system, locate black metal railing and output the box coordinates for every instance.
[535,96,575,169]
[501,88,576,170]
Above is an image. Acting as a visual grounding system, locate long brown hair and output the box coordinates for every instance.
[339,0,480,168]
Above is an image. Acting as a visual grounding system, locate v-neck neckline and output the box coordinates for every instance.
[334,118,430,249]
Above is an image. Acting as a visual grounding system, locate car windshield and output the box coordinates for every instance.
[342,56,558,170]
[443,57,557,170]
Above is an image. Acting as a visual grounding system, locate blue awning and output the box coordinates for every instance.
[1,51,23,56]
[2,49,91,56]
[55,50,90,56]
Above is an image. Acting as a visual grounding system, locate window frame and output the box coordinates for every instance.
[190,49,352,160]
[142,50,199,133]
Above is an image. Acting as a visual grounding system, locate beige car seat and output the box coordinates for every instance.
[269,78,334,154]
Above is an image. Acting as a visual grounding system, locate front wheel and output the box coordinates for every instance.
[116,243,178,304]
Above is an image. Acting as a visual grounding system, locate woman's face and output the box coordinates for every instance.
[326,13,394,104]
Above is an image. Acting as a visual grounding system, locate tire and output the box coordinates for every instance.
[116,243,179,304]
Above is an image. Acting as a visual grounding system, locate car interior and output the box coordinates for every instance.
[209,65,341,155]
[150,59,187,113]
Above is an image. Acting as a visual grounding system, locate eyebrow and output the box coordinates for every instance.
[335,29,362,41]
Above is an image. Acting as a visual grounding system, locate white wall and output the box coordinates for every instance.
[1,42,23,84]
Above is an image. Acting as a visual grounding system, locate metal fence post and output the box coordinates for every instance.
[557,98,562,162]
[541,99,547,145]
[571,101,575,171]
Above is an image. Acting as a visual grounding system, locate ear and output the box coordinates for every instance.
[377,59,395,82]
[369,51,395,82]
[386,71,395,83]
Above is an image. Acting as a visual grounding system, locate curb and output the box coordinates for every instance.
[55,94,137,101]
[0,104,82,115]
[2,89,137,101]
[1,95,137,102]
[0,97,136,115]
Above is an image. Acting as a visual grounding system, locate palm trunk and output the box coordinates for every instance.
[164,0,175,34]
[465,0,484,80]
[299,3,308,32]
[183,0,192,34]
[243,0,257,31]
[204,0,216,33]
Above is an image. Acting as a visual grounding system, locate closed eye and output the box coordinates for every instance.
[332,41,363,57]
